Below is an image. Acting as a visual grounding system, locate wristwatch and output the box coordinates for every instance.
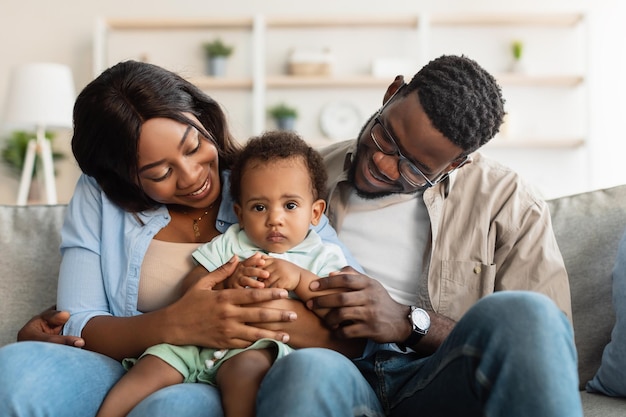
[397,306,430,352]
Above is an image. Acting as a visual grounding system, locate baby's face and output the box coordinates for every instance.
[234,157,323,254]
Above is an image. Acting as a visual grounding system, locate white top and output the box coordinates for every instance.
[338,190,430,306]
[193,224,348,278]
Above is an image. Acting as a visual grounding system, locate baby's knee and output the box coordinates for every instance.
[220,348,274,381]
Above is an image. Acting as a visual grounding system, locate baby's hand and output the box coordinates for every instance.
[223,252,270,289]
[259,257,302,291]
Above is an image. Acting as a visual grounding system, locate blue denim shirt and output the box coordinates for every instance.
[58,171,360,337]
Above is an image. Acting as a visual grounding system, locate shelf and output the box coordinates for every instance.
[103,17,254,30]
[266,75,392,88]
[100,13,583,30]
[486,138,585,149]
[431,13,583,27]
[266,16,419,28]
[496,74,584,87]
[188,76,253,89]
[263,74,584,89]
[95,12,587,144]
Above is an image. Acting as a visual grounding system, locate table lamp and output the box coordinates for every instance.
[3,63,75,205]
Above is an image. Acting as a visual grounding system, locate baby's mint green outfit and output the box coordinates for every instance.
[126,338,294,384]
[124,224,347,384]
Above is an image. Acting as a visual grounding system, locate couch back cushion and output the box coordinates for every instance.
[0,204,67,346]
[2,186,626,387]
[548,185,626,389]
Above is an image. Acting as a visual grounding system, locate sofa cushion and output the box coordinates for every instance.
[586,228,626,397]
[547,184,626,389]
[0,204,67,346]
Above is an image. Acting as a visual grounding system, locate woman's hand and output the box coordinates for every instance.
[17,307,85,347]
[81,256,299,361]
[165,256,298,350]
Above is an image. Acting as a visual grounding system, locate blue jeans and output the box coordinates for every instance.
[354,291,582,417]
[0,343,382,417]
[0,292,581,417]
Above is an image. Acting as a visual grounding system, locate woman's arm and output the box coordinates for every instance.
[252,298,366,358]
[81,259,298,361]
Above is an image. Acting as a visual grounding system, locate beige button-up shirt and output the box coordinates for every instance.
[319,140,572,322]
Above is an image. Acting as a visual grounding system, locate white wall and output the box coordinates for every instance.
[0,0,624,204]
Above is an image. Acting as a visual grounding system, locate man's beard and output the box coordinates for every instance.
[347,147,396,200]
[348,113,396,200]
[348,110,424,199]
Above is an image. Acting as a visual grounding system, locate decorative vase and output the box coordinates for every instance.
[510,58,526,74]
[207,56,227,77]
[276,117,296,131]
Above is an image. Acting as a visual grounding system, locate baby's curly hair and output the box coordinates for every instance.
[230,130,328,204]
[402,55,505,155]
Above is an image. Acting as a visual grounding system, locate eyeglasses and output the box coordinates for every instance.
[369,115,469,189]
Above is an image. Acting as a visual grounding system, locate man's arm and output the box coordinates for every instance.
[307,267,455,355]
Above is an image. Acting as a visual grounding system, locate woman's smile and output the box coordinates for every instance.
[185,177,210,198]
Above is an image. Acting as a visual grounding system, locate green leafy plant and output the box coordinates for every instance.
[1,130,64,177]
[511,40,524,61]
[202,38,234,58]
[267,102,298,120]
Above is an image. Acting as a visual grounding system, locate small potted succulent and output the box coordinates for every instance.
[268,103,298,131]
[510,40,525,73]
[202,38,234,77]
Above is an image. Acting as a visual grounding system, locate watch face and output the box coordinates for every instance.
[319,101,362,141]
[411,308,431,332]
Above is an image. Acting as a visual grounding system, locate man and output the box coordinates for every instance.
[9,55,581,416]
[258,55,581,416]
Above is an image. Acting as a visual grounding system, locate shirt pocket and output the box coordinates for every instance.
[438,260,497,320]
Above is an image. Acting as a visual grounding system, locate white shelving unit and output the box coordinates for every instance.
[93,12,587,148]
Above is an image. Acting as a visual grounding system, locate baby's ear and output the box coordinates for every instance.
[234,203,244,226]
[310,199,326,226]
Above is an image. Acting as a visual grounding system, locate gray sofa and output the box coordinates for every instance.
[2,185,626,415]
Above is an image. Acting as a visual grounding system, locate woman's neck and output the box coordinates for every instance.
[156,201,221,243]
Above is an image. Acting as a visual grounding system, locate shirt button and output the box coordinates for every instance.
[473,265,482,274]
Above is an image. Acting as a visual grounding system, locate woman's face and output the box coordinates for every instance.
[136,116,221,209]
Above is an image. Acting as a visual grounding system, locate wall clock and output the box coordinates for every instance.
[319,101,362,141]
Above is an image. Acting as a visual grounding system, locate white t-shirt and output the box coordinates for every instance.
[338,190,430,305]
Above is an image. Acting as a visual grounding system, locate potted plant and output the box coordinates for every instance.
[202,38,234,77]
[510,40,525,73]
[268,103,298,131]
[1,130,65,200]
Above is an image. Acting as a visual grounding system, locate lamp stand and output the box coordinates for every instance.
[16,126,57,205]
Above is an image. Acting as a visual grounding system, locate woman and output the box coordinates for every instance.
[0,61,381,417]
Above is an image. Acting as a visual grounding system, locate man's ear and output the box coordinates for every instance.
[383,75,405,105]
[444,156,472,173]
[310,199,326,226]
[233,203,244,227]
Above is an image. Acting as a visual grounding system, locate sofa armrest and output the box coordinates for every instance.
[548,185,626,389]
[0,204,67,346]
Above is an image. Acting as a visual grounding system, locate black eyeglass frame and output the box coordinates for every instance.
[369,86,470,189]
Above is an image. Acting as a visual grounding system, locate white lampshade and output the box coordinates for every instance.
[3,63,75,129]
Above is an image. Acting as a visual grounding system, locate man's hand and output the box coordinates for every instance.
[307,267,409,343]
[17,307,85,347]
[307,267,456,354]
